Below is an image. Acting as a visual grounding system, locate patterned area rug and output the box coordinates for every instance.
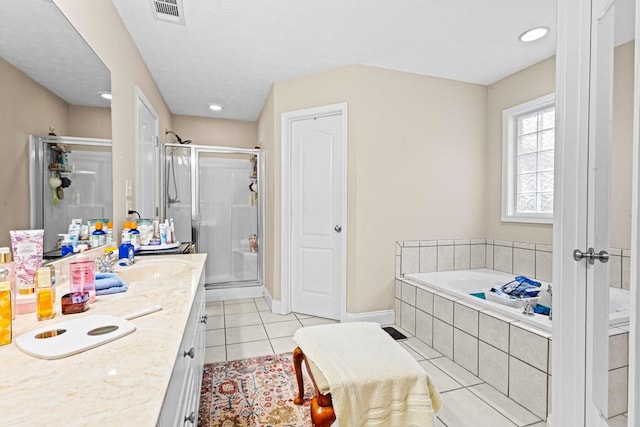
[198,353,314,427]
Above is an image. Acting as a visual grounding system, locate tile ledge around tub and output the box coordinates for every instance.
[510,320,552,340]
[477,309,518,324]
[433,291,459,303]
[454,299,483,311]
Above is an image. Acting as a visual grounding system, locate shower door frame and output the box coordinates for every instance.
[162,144,265,288]
[29,135,112,233]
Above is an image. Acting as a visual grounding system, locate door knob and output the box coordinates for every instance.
[573,248,609,265]
[334,225,342,233]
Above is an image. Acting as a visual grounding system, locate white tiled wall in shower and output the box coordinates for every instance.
[396,238,632,289]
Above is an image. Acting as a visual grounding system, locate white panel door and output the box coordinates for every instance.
[290,114,344,319]
[136,87,159,219]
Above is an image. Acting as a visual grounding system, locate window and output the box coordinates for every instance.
[502,94,555,224]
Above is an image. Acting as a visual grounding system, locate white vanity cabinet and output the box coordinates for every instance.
[158,269,206,426]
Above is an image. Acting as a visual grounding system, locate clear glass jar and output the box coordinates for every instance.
[136,219,154,246]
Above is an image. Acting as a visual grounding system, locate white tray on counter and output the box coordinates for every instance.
[140,241,180,251]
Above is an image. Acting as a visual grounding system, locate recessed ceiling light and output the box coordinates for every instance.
[98,91,112,100]
[208,104,224,111]
[519,26,550,42]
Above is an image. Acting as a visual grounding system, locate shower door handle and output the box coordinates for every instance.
[334,225,342,233]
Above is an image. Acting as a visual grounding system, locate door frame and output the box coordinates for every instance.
[629,1,640,423]
[555,0,639,424]
[135,85,159,218]
[280,102,348,317]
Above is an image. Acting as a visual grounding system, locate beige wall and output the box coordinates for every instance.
[54,0,172,234]
[0,58,70,246]
[485,42,634,249]
[260,65,487,313]
[69,105,111,139]
[485,57,556,245]
[170,115,257,148]
[0,57,111,248]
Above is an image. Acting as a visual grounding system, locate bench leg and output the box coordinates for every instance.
[293,346,305,405]
[311,393,336,427]
[293,346,336,427]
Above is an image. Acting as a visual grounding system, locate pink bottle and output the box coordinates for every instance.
[69,258,96,303]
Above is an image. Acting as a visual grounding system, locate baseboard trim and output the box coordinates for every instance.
[205,285,264,302]
[341,309,396,325]
[208,287,395,325]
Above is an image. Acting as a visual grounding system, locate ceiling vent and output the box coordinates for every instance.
[150,0,185,25]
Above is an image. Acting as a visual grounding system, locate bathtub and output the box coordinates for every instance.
[404,268,629,333]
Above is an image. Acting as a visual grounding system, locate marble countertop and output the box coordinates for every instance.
[0,253,207,427]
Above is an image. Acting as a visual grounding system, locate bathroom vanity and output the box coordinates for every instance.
[0,253,207,426]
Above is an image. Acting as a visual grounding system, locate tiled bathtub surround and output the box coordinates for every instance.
[395,277,630,419]
[396,238,631,289]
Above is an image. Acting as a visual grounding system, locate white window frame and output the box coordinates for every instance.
[501,93,555,224]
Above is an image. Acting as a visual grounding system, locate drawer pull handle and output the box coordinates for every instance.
[183,347,195,358]
[200,314,208,324]
[184,411,196,423]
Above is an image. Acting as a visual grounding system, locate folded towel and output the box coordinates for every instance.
[95,272,129,295]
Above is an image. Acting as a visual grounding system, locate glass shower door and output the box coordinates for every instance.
[165,145,193,244]
[196,150,260,287]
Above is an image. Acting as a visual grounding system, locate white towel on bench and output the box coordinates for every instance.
[293,322,442,427]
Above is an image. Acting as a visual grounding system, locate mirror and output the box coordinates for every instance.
[0,0,112,253]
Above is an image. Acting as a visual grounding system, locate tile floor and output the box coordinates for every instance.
[203,297,628,427]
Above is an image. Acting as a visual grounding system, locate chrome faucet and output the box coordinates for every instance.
[547,284,553,320]
[96,251,116,273]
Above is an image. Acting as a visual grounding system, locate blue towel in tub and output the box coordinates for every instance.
[95,272,129,295]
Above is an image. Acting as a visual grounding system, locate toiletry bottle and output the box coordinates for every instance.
[159,222,167,245]
[10,229,44,297]
[35,266,55,321]
[129,222,141,252]
[169,218,176,243]
[105,221,113,245]
[163,219,171,244]
[60,234,73,257]
[0,270,12,345]
[0,248,15,320]
[91,222,106,248]
[69,256,96,303]
[121,221,131,245]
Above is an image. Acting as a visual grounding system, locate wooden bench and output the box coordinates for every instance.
[293,345,336,427]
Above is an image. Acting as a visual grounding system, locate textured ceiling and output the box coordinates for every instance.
[112,0,559,121]
[0,0,111,108]
[1,1,635,122]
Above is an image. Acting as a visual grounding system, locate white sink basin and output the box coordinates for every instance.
[114,259,192,283]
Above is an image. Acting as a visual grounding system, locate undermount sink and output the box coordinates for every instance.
[114,260,192,283]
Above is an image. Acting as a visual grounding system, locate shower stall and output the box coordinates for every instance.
[163,144,264,289]
[29,135,112,254]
